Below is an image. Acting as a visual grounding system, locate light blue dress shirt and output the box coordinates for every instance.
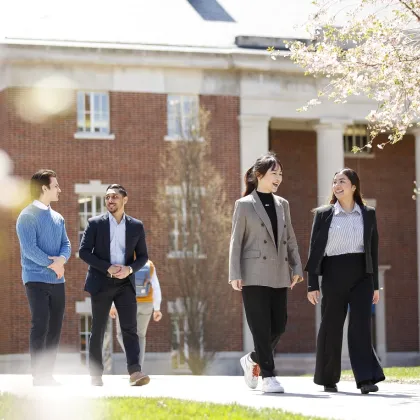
[109,212,126,265]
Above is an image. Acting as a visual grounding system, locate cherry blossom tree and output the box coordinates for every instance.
[270,0,420,151]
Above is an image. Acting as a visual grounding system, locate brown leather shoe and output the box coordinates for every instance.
[129,371,150,386]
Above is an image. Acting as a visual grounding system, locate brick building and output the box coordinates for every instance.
[0,0,419,373]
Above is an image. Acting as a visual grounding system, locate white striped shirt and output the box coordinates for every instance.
[325,202,364,256]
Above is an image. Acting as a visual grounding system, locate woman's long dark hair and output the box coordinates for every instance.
[243,152,283,197]
[328,168,365,207]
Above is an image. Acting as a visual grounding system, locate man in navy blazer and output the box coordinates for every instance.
[79,184,149,387]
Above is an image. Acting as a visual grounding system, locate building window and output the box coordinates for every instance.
[167,95,199,140]
[169,299,204,372]
[77,92,110,134]
[78,195,106,243]
[166,185,204,258]
[80,314,92,366]
[171,314,188,370]
[343,124,372,154]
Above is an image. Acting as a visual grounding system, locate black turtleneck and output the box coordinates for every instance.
[257,191,278,248]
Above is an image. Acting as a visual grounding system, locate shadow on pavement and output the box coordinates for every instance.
[255,392,331,399]
[335,391,419,399]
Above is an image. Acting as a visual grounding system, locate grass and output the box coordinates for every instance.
[340,366,420,384]
[0,394,333,420]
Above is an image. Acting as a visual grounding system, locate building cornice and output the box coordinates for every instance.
[0,40,300,73]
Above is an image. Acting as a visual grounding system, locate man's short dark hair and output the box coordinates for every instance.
[30,169,57,199]
[106,184,128,197]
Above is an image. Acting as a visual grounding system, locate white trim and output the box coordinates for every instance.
[345,152,375,159]
[376,265,391,365]
[74,180,109,195]
[164,135,204,142]
[165,185,206,196]
[1,42,294,73]
[364,198,377,208]
[167,250,207,259]
[75,297,92,314]
[74,132,115,140]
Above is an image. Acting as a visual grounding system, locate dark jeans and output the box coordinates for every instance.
[25,282,65,378]
[89,278,140,376]
[315,253,385,388]
[242,286,288,378]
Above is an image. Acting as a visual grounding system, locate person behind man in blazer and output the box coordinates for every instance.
[79,184,150,387]
[305,168,385,394]
[229,152,304,394]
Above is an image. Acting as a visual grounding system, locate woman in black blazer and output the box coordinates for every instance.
[305,168,385,394]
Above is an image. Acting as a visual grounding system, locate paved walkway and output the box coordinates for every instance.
[1,375,419,420]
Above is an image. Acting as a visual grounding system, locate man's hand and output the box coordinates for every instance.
[48,256,66,278]
[372,290,380,304]
[109,306,118,319]
[113,265,131,279]
[230,280,243,291]
[307,290,320,305]
[108,265,123,276]
[290,275,304,290]
[153,311,163,322]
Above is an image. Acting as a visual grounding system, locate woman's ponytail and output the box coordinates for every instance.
[243,166,257,196]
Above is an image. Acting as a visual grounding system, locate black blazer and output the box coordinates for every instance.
[79,213,148,296]
[305,204,378,291]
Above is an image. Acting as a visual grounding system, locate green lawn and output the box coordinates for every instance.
[340,366,420,384]
[0,394,333,420]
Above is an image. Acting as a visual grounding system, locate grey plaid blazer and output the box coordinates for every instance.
[229,190,303,288]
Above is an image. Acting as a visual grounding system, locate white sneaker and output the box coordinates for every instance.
[240,353,260,389]
[262,377,285,393]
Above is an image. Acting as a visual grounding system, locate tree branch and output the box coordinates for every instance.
[399,0,420,22]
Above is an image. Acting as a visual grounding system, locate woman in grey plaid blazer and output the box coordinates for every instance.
[229,152,304,394]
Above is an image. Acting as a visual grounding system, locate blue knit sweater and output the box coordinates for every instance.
[16,204,71,284]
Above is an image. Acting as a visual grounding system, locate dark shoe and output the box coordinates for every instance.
[324,384,338,392]
[361,382,378,394]
[129,371,150,386]
[33,376,60,386]
[91,376,104,386]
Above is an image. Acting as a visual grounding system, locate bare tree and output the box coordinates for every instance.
[155,107,233,374]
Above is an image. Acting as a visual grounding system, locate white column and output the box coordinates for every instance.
[314,119,348,356]
[376,266,391,365]
[239,114,270,353]
[315,119,348,206]
[239,115,271,183]
[414,129,420,352]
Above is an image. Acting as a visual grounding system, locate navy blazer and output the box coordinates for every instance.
[304,204,379,291]
[79,213,148,296]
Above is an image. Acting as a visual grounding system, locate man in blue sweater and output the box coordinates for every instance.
[16,169,71,386]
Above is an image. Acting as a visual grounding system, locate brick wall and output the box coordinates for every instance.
[345,135,419,351]
[270,130,318,353]
[1,88,242,356]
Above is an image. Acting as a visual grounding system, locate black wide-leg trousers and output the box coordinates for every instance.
[314,253,385,388]
[242,285,288,378]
